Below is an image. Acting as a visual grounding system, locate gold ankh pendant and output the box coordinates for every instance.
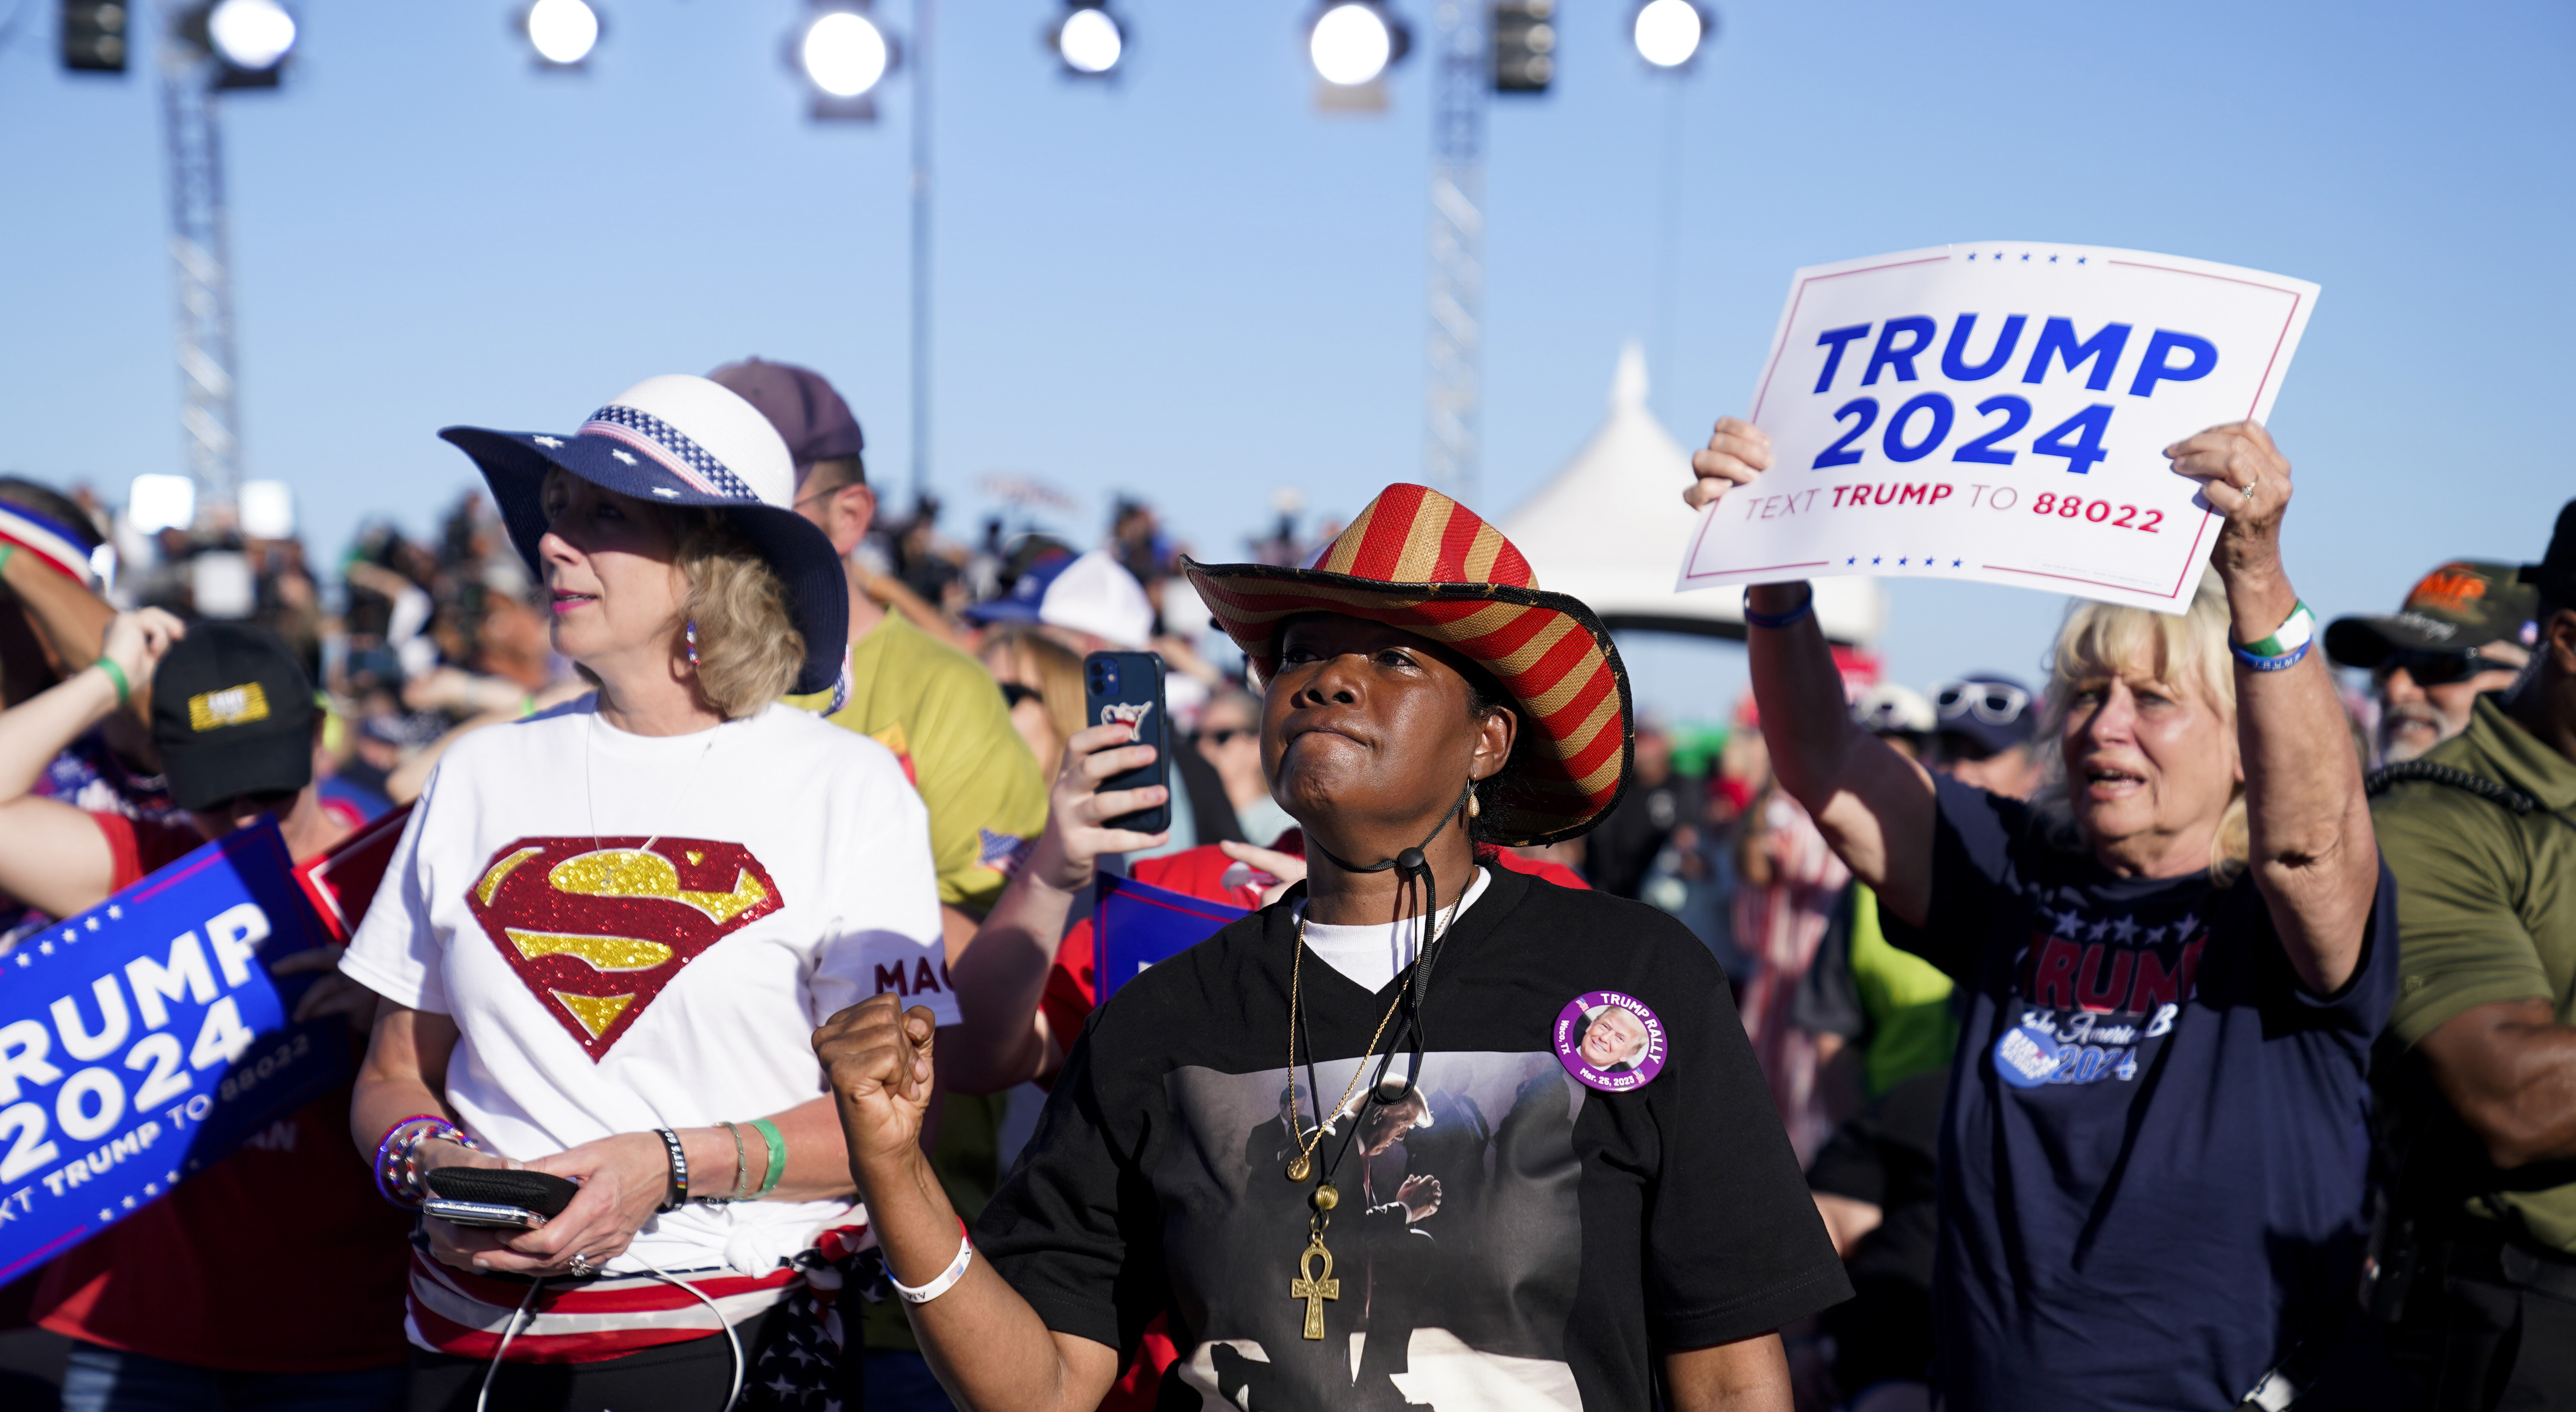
[1288,1234,1340,1341]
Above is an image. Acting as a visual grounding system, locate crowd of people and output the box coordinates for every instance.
[0,359,2564,1412]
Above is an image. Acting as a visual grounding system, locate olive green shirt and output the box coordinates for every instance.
[2377,694,2576,1254]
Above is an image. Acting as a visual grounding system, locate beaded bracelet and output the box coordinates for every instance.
[373,1115,477,1208]
[716,1120,751,1203]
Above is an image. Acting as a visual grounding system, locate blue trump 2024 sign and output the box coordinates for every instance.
[1094,873,1246,1004]
[0,818,347,1284]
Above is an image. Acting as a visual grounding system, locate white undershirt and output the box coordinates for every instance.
[1293,866,1492,993]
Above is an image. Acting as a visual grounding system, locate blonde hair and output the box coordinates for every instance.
[674,513,804,719]
[2033,570,2248,880]
[983,626,1086,744]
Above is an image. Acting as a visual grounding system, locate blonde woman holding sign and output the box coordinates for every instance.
[1687,416,2392,1412]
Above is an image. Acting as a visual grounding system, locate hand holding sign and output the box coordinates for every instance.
[1677,243,2318,612]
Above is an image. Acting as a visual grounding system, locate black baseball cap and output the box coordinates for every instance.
[149,623,316,811]
[2324,560,2539,669]
[2521,500,2576,611]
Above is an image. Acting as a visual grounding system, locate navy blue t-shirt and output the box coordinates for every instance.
[1885,775,2395,1412]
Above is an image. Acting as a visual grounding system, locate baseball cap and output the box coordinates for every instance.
[1853,683,1935,738]
[705,357,865,480]
[1932,673,2038,757]
[963,548,1154,649]
[2520,500,2576,611]
[149,623,316,811]
[2324,560,2539,669]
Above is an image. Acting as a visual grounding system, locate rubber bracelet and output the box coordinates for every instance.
[94,657,130,707]
[1742,585,1816,631]
[2232,638,2313,673]
[890,1218,975,1304]
[0,545,14,577]
[750,1118,786,1196]
[653,1127,689,1212]
[2235,599,2316,659]
[717,1120,750,1202]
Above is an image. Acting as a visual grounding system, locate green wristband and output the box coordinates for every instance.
[94,657,131,706]
[0,545,15,577]
[2237,600,2316,659]
[751,1118,786,1196]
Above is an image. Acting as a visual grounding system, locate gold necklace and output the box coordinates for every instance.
[1282,914,1409,1185]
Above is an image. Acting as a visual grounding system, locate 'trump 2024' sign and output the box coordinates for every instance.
[1678,243,2319,612]
[0,818,347,1284]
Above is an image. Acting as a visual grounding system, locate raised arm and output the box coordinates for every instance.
[1687,419,1936,925]
[816,996,1121,1412]
[942,721,1167,1095]
[0,609,185,919]
[2165,423,2377,994]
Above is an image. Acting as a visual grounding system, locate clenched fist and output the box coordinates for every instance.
[814,994,940,1180]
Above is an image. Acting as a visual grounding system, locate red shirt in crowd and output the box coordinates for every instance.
[30,808,414,1373]
[1041,839,1589,1410]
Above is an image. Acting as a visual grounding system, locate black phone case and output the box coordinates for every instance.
[424,1166,580,1219]
[1083,651,1172,834]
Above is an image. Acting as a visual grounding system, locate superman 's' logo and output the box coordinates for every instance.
[464,837,784,1060]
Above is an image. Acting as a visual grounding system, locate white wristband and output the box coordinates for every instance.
[890,1220,974,1305]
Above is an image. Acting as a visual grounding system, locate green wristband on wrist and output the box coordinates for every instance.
[94,657,131,706]
[2236,600,2316,659]
[750,1118,786,1196]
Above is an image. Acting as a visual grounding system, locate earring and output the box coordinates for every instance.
[686,619,700,669]
[1467,788,1482,819]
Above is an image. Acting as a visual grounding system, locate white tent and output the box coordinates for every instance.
[1500,342,1886,646]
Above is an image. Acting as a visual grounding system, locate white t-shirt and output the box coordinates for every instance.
[1293,866,1491,992]
[341,698,953,1275]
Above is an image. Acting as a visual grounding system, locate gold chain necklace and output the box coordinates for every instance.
[1281,913,1410,1185]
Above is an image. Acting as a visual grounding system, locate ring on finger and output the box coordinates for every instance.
[567,1252,595,1278]
[2241,475,2261,498]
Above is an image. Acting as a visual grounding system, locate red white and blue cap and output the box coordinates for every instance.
[438,374,849,696]
[0,500,102,587]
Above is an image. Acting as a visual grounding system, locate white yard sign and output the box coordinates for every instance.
[1677,243,2318,612]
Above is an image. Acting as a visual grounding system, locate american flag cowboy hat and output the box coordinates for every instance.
[1182,484,1633,846]
[437,374,849,696]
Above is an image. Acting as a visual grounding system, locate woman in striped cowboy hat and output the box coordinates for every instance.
[817,484,1848,1412]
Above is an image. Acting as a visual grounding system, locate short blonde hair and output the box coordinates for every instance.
[2034,571,2247,879]
[675,514,803,719]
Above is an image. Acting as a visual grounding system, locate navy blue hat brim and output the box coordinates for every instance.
[440,426,848,697]
[960,598,1045,627]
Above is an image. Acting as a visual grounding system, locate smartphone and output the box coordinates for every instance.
[421,1167,580,1231]
[1082,651,1171,834]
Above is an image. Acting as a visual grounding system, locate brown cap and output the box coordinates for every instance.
[2324,560,2539,669]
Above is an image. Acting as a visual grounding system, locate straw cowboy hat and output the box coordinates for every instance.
[1182,483,1633,846]
[440,374,848,696]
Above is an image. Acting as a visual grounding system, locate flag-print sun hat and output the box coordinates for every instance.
[439,374,849,695]
[1181,483,1632,846]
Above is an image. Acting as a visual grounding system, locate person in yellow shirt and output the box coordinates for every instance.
[712,357,1047,1410]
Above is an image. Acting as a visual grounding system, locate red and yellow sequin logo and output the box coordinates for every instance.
[465,837,784,1060]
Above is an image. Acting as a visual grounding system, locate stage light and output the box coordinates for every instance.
[802,9,890,98]
[1632,0,1705,67]
[60,0,131,73]
[1309,2,1402,87]
[525,0,600,67]
[206,0,295,72]
[1054,3,1123,77]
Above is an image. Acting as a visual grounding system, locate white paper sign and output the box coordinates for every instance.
[1677,243,2318,612]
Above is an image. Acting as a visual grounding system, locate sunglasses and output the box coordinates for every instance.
[998,682,1042,709]
[2376,649,2512,688]
[1200,727,1254,747]
[1934,680,2030,727]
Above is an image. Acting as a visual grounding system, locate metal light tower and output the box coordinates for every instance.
[1424,1,1485,504]
[160,19,243,512]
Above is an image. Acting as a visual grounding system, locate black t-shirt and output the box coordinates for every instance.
[979,864,1850,1410]
[1885,776,2396,1412]
[1806,1067,1946,1391]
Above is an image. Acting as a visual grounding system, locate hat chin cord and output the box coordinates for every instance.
[1305,778,1477,1099]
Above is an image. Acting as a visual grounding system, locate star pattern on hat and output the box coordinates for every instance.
[583,404,762,503]
[533,435,563,449]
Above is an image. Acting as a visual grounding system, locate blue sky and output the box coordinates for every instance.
[2,0,2570,720]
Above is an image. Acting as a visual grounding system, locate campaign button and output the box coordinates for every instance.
[1993,1023,2063,1089]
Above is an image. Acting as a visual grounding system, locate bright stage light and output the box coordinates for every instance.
[207,0,296,72]
[526,0,601,66]
[1309,3,1394,86]
[1056,6,1123,76]
[803,10,890,98]
[1633,0,1704,67]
